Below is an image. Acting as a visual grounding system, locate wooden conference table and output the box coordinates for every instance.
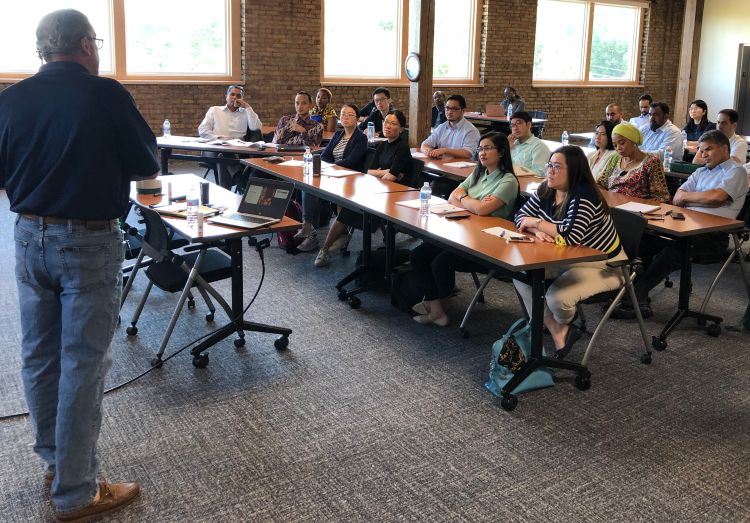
[243,157,608,411]
[464,112,547,135]
[129,173,300,365]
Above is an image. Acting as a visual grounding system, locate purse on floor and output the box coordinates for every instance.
[485,318,555,397]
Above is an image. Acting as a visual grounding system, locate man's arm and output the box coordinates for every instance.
[243,105,262,131]
[198,107,218,140]
[731,139,748,165]
[421,130,438,154]
[673,187,729,208]
[113,87,160,180]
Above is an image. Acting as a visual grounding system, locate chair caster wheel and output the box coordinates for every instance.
[274,336,289,351]
[187,300,195,310]
[697,317,706,327]
[652,336,667,351]
[337,289,348,301]
[706,323,721,337]
[150,357,163,368]
[574,371,591,391]
[117,315,122,325]
[460,328,469,338]
[500,394,518,412]
[349,296,361,309]
[664,280,673,288]
[234,338,245,348]
[640,353,652,365]
[126,325,138,336]
[205,313,214,322]
[192,353,209,368]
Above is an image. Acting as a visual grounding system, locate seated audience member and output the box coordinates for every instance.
[597,123,670,203]
[682,99,715,141]
[272,91,324,146]
[296,103,368,253]
[198,84,263,188]
[515,146,626,359]
[641,101,684,160]
[614,130,748,318]
[359,87,393,136]
[310,88,338,132]
[509,111,551,176]
[587,121,619,179]
[501,86,525,115]
[314,110,413,267]
[420,94,480,160]
[432,90,447,128]
[629,94,653,131]
[410,132,519,326]
[587,104,624,147]
[693,109,747,166]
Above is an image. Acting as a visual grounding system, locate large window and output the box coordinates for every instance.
[0,0,241,83]
[533,0,646,86]
[322,0,481,85]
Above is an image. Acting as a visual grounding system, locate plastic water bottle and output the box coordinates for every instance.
[303,146,313,178]
[367,122,375,142]
[663,146,673,171]
[561,130,569,146]
[419,182,432,219]
[681,130,688,149]
[506,104,513,120]
[186,184,200,229]
[162,119,171,137]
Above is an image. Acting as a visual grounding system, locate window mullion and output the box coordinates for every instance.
[583,1,595,81]
[112,0,127,80]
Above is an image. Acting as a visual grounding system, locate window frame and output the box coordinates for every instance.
[0,0,242,84]
[319,0,482,87]
[532,0,648,88]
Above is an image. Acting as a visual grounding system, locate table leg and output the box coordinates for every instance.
[160,147,171,176]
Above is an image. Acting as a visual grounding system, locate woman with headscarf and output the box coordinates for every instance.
[596,122,670,203]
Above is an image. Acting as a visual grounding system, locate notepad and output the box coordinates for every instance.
[430,202,469,215]
[482,226,533,242]
[322,168,359,177]
[396,197,449,209]
[444,161,476,168]
[615,202,661,214]
[280,159,304,166]
[411,151,427,159]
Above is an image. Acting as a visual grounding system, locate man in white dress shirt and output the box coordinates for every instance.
[641,101,683,161]
[693,109,747,166]
[198,85,263,188]
[628,94,652,131]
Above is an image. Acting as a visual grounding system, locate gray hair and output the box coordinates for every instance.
[36,9,93,59]
[226,85,245,96]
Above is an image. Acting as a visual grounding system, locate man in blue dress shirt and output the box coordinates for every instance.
[421,94,481,159]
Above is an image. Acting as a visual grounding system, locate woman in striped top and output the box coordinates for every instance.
[514,145,627,360]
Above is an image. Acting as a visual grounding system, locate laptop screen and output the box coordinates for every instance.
[237,178,293,218]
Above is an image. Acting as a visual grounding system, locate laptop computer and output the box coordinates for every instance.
[485,104,505,117]
[208,177,294,230]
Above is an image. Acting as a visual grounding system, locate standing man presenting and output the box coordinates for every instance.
[0,9,158,521]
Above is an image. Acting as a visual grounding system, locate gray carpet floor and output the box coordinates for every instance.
[1,163,749,522]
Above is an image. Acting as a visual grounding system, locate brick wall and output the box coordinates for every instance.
[1,0,686,140]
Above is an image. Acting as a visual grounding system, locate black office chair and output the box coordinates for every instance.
[125,205,241,366]
[527,110,548,139]
[577,208,652,365]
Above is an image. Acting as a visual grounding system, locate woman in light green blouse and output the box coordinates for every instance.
[410,132,519,326]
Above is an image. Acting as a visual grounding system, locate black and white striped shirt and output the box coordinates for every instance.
[515,183,621,257]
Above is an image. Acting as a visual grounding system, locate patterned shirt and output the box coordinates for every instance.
[310,104,337,129]
[332,135,349,161]
[596,153,670,203]
[272,114,323,146]
[516,183,620,257]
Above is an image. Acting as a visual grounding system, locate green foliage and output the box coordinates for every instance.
[378,20,394,31]
[589,34,628,79]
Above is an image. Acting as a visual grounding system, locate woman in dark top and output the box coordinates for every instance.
[314,110,413,268]
[297,103,368,253]
[514,146,626,359]
[683,99,716,141]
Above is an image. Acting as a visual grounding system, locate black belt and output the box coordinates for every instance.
[20,214,119,231]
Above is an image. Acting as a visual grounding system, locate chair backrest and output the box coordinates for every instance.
[403,157,425,189]
[136,205,175,263]
[610,208,647,260]
[737,190,750,227]
[364,147,377,171]
[528,110,548,120]
[245,128,263,142]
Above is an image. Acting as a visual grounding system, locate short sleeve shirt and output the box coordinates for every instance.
[459,169,518,218]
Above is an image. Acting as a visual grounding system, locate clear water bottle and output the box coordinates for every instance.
[186,184,200,229]
[303,146,313,177]
[663,145,673,171]
[681,130,688,149]
[162,119,171,137]
[561,130,569,146]
[367,121,375,142]
[419,182,432,219]
[506,104,513,120]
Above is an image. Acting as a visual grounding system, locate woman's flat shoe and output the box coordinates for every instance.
[413,313,449,327]
[412,301,429,315]
[554,325,581,360]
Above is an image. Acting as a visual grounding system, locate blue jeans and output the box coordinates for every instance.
[301,191,320,224]
[14,215,124,513]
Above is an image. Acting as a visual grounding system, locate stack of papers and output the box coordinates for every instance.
[322,167,359,177]
[206,139,267,147]
[615,202,661,214]
[482,226,534,242]
[444,161,476,168]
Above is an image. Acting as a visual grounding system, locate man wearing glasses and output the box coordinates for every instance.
[421,94,481,159]
[358,87,394,136]
[0,9,158,521]
[509,111,550,176]
[198,84,263,188]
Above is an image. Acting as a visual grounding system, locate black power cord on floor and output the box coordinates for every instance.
[0,237,269,422]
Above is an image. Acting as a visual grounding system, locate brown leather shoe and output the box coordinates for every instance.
[55,480,140,522]
[44,471,55,486]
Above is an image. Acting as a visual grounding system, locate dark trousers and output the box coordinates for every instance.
[633,232,729,302]
[409,242,489,301]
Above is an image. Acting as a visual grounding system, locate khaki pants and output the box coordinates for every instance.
[514,250,627,324]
